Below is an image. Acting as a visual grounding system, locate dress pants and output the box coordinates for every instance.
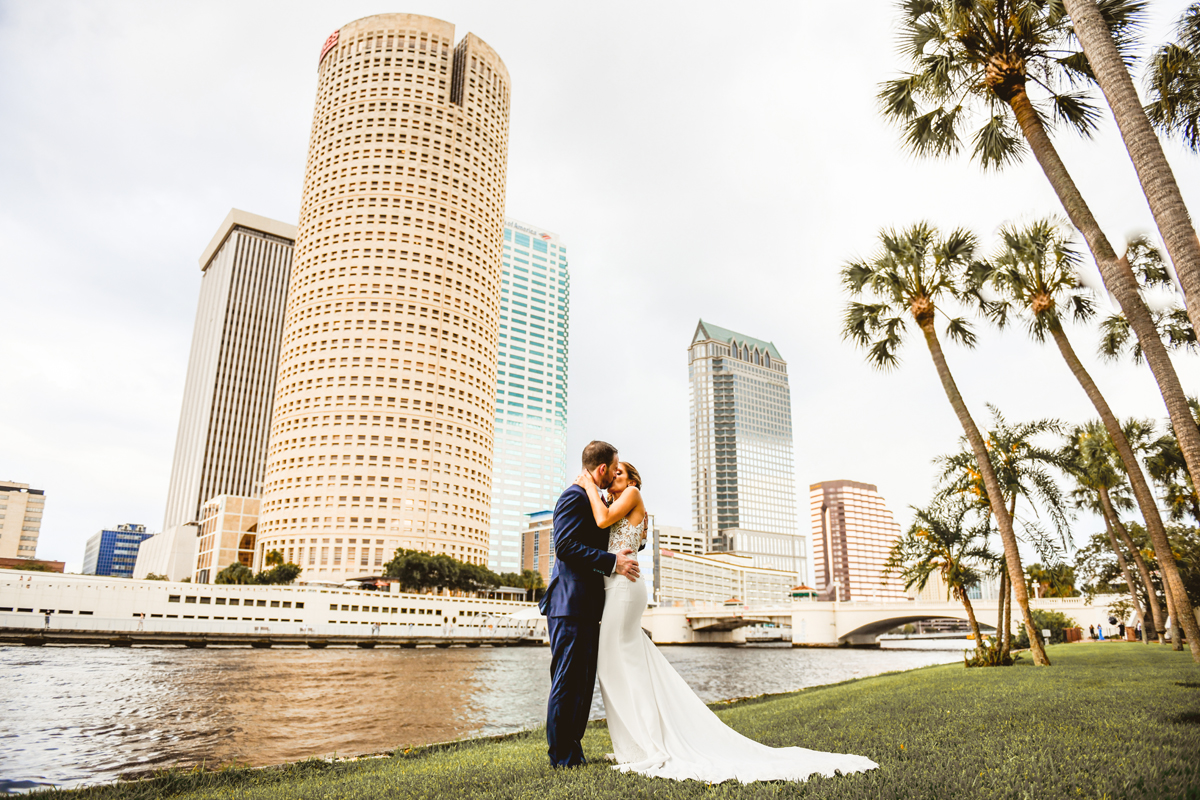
[546,615,601,767]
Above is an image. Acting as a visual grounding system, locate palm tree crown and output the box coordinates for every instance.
[880,0,1144,169]
[1146,3,1200,151]
[841,222,978,368]
[938,406,1073,556]
[1096,237,1198,363]
[972,218,1095,341]
[886,500,995,599]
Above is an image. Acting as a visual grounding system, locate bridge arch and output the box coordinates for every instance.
[839,613,996,645]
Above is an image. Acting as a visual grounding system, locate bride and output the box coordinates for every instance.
[574,462,879,784]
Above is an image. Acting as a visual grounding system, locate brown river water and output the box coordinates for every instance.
[0,643,964,793]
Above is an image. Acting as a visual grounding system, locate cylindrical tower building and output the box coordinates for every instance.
[255,14,510,580]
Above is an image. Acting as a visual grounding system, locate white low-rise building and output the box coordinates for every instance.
[655,548,796,607]
[1,571,536,638]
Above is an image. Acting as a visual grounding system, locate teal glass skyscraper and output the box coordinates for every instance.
[489,219,570,572]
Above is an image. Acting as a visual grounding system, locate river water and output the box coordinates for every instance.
[0,642,966,792]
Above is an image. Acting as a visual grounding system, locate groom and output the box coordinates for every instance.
[539,440,640,767]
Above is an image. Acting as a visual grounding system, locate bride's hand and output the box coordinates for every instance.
[574,471,597,490]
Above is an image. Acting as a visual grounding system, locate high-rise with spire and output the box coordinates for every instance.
[253,14,510,581]
[688,320,804,579]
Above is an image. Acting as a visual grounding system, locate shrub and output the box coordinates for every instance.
[1012,609,1077,647]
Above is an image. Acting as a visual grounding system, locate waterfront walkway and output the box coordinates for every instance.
[30,643,1199,800]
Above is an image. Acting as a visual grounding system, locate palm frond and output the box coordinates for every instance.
[943,315,978,347]
[970,114,1028,169]
[904,105,966,157]
[1049,90,1103,137]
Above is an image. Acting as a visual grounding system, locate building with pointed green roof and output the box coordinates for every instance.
[688,321,804,583]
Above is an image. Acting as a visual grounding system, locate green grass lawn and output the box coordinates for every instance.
[32,643,1200,800]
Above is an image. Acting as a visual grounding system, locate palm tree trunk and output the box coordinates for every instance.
[1165,582,1183,651]
[919,321,1050,665]
[1062,0,1200,336]
[1096,487,1148,644]
[1008,86,1200,663]
[959,590,985,651]
[1003,493,1019,658]
[1004,571,1013,656]
[1108,507,1166,644]
[1050,323,1167,639]
[997,567,1009,654]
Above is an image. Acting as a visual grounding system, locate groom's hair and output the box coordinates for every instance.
[582,440,618,471]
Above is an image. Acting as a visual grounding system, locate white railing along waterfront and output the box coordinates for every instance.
[0,612,540,639]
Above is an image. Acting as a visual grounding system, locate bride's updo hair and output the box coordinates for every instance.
[622,462,642,489]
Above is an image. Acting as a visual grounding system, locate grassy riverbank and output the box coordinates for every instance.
[32,643,1200,800]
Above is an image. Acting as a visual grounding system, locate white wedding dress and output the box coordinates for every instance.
[596,517,879,783]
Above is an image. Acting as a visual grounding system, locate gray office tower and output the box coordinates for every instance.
[688,320,805,578]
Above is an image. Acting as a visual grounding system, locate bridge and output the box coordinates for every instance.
[641,596,1119,646]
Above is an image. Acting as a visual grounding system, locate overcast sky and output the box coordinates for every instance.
[1,1,1197,576]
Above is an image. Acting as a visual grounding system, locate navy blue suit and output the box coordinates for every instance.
[539,484,617,767]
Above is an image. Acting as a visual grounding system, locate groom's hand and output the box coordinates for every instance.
[614,549,640,582]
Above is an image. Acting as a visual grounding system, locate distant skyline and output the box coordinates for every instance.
[1,1,1197,572]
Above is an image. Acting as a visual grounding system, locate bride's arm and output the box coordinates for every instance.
[575,476,641,528]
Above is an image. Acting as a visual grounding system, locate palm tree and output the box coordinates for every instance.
[1097,237,1198,363]
[884,500,996,648]
[936,406,1073,656]
[842,222,1051,664]
[1146,3,1200,146]
[880,1,1200,548]
[1063,0,1200,337]
[1025,562,1080,597]
[1145,413,1200,525]
[975,219,1200,659]
[1146,3,1200,152]
[1061,421,1163,644]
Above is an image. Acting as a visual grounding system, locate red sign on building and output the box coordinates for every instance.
[319,30,339,65]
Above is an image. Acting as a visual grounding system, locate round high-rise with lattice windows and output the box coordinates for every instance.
[255,14,510,581]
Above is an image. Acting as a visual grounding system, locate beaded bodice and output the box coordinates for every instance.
[607,517,646,555]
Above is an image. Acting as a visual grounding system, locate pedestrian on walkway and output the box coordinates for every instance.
[1118,620,1126,639]
[1089,624,1096,640]
[1097,622,1106,641]
[43,611,51,630]
[1135,620,1142,640]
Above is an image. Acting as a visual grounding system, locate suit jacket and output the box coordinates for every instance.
[538,484,617,620]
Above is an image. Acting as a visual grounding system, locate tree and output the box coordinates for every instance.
[144,573,170,581]
[1146,3,1200,152]
[884,500,996,651]
[1061,420,1164,643]
[384,549,501,595]
[1024,562,1080,598]
[255,562,302,585]
[213,551,300,586]
[881,2,1200,620]
[842,222,1050,664]
[214,563,255,585]
[975,219,1200,660]
[1064,0,1200,338]
[1097,237,1197,364]
[498,569,546,602]
[1012,609,1079,646]
[1144,403,1200,525]
[0,562,54,572]
[935,406,1073,658]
